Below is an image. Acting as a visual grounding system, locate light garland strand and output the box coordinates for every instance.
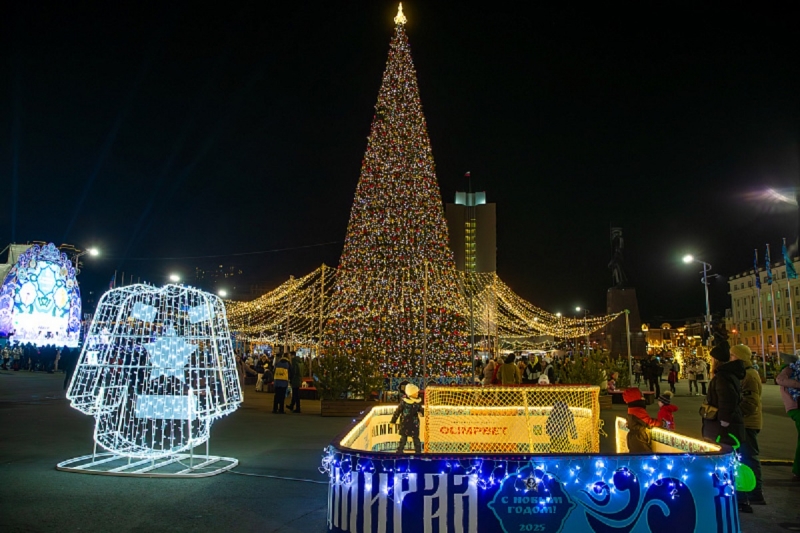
[226,267,622,348]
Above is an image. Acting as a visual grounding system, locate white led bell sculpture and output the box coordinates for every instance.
[57,284,243,477]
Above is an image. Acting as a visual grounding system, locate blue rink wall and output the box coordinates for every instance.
[322,420,740,533]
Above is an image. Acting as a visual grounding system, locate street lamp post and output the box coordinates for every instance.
[73,247,99,273]
[683,254,716,349]
[555,312,562,349]
[576,307,590,355]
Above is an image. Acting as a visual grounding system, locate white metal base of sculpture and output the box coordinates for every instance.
[57,443,237,478]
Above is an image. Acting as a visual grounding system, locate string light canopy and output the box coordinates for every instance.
[226,271,622,358]
[224,6,624,372]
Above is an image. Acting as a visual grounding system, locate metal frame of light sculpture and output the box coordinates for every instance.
[0,243,82,347]
[58,284,243,477]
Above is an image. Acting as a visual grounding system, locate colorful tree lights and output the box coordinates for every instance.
[223,6,625,373]
[321,8,470,378]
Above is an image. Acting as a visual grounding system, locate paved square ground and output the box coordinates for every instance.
[1,372,797,532]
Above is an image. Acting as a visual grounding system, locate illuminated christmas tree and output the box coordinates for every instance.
[325,4,469,378]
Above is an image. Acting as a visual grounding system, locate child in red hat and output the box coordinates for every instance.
[623,387,660,452]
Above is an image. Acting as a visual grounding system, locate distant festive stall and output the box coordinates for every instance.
[322,384,740,533]
[0,243,82,347]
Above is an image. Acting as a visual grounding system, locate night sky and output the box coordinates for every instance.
[3,2,799,323]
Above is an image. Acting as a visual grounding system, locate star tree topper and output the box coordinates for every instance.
[394,3,407,25]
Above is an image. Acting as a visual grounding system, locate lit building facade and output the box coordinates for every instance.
[445,191,496,273]
[727,256,800,357]
[641,322,688,354]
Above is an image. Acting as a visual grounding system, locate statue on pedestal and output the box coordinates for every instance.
[608,227,628,288]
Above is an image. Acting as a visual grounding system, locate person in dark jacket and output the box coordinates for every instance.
[702,341,746,445]
[272,354,292,414]
[254,354,269,392]
[701,338,748,513]
[645,357,662,397]
[62,347,78,390]
[391,383,424,453]
[623,387,659,452]
[287,352,303,413]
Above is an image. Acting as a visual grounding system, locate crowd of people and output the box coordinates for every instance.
[234,349,310,414]
[1,342,75,373]
[476,353,562,387]
[622,340,800,514]
[1,341,80,389]
[632,353,712,397]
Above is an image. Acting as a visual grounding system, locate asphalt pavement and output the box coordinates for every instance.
[1,371,797,532]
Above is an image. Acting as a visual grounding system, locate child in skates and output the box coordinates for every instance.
[391,383,425,453]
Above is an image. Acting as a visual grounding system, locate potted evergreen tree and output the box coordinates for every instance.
[556,352,613,409]
[315,348,385,417]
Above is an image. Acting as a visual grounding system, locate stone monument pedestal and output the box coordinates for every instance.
[606,286,647,358]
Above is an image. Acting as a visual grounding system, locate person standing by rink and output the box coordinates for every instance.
[701,338,748,512]
[482,357,496,386]
[272,352,291,414]
[391,383,424,454]
[500,353,521,385]
[776,355,800,482]
[623,387,659,452]
[730,344,765,505]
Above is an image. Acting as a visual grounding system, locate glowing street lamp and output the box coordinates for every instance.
[218,289,228,298]
[169,273,181,283]
[73,247,100,273]
[683,254,714,347]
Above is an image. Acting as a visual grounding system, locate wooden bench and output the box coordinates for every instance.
[609,390,625,404]
[609,390,655,405]
[297,378,319,400]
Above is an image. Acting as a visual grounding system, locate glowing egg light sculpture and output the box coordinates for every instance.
[58,284,242,477]
[0,243,82,347]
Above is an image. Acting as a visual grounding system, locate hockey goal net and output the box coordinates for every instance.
[423,385,600,454]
